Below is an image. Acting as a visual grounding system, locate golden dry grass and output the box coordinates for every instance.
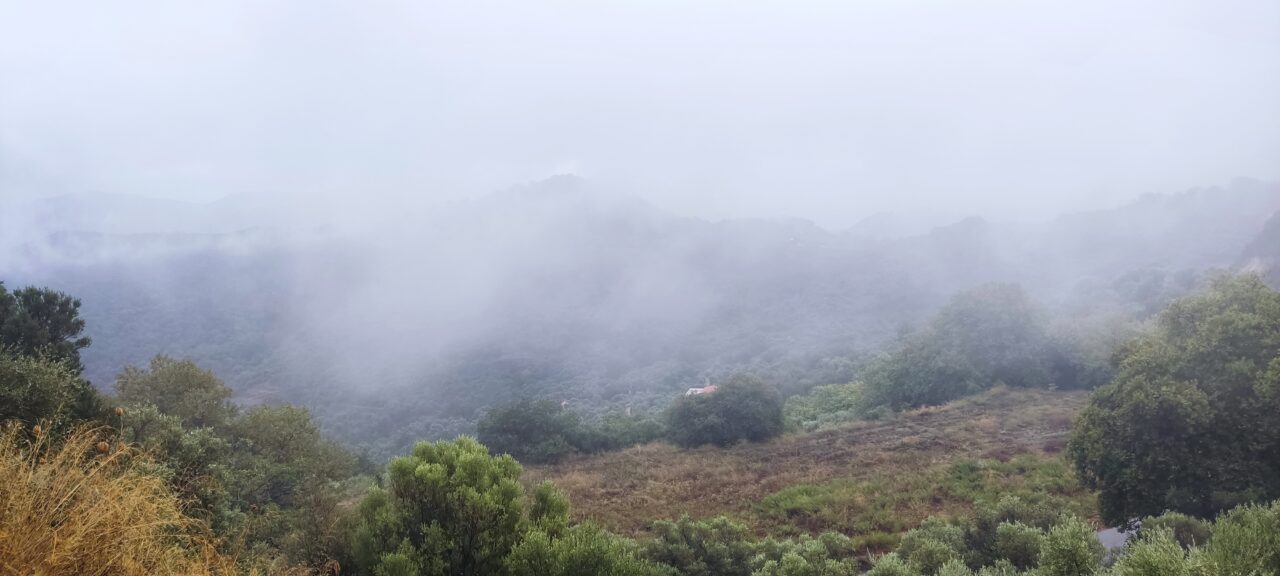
[526,386,1089,539]
[0,424,279,576]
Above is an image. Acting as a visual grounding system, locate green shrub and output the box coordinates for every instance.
[783,382,863,431]
[665,375,783,448]
[866,553,920,576]
[478,399,584,464]
[935,559,974,576]
[753,532,859,576]
[115,355,238,429]
[644,515,758,576]
[1137,512,1211,549]
[506,523,669,576]
[974,560,1018,576]
[1038,516,1103,576]
[1107,528,1205,576]
[991,522,1043,569]
[0,351,89,430]
[347,437,563,576]
[897,518,965,574]
[1199,500,1280,575]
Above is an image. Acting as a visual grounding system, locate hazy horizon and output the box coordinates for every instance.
[4,0,1279,227]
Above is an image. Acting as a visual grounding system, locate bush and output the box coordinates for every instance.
[1107,528,1205,576]
[115,355,238,429]
[897,518,964,574]
[1136,512,1211,549]
[865,553,920,576]
[665,375,784,448]
[506,523,669,576]
[782,382,863,431]
[0,424,247,575]
[753,532,859,576]
[478,399,583,464]
[346,437,566,576]
[991,522,1044,570]
[644,515,758,576]
[1038,516,1103,576]
[0,351,91,430]
[1199,500,1280,575]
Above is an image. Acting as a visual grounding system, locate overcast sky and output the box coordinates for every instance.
[1,0,1277,226]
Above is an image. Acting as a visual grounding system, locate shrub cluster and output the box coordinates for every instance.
[478,399,664,464]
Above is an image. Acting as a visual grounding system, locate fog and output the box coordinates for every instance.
[2,1,1279,453]
[3,0,1279,225]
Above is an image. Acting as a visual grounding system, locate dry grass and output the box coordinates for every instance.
[526,386,1089,541]
[0,424,287,576]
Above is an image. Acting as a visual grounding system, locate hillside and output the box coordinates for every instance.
[526,386,1094,549]
[3,178,1276,459]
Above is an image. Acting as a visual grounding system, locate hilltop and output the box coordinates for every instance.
[526,386,1095,550]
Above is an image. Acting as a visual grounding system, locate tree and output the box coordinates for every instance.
[665,375,784,448]
[477,399,582,464]
[1070,274,1280,525]
[0,351,92,429]
[863,284,1056,409]
[347,437,565,576]
[115,355,237,429]
[226,404,351,508]
[0,283,92,373]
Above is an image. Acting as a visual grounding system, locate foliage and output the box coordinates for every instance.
[506,523,670,576]
[0,424,256,575]
[478,400,663,464]
[752,532,859,576]
[896,518,964,574]
[346,437,563,576]
[119,402,232,524]
[1070,273,1280,524]
[644,515,759,576]
[1106,529,1206,576]
[865,554,918,576]
[1037,516,1103,576]
[0,350,94,430]
[1198,500,1280,575]
[665,375,784,448]
[116,355,239,429]
[1135,512,1211,549]
[863,284,1062,410]
[113,359,358,568]
[0,282,92,373]
[757,456,1092,543]
[782,382,865,432]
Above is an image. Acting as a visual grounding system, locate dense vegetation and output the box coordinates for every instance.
[3,271,1279,574]
[1070,274,1280,525]
[664,374,785,448]
[477,399,663,464]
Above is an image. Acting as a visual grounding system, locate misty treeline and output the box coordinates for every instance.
[3,267,1280,574]
[6,178,1277,460]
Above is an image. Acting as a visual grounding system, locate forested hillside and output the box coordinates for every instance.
[3,177,1277,458]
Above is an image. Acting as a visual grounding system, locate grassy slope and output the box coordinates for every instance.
[526,386,1094,551]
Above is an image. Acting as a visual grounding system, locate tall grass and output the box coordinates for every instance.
[0,424,248,575]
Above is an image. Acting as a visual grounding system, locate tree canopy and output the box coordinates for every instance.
[0,283,91,373]
[1070,273,1280,525]
[665,374,784,448]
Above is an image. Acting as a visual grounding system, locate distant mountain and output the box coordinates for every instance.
[4,177,1278,457]
[1239,210,1280,287]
